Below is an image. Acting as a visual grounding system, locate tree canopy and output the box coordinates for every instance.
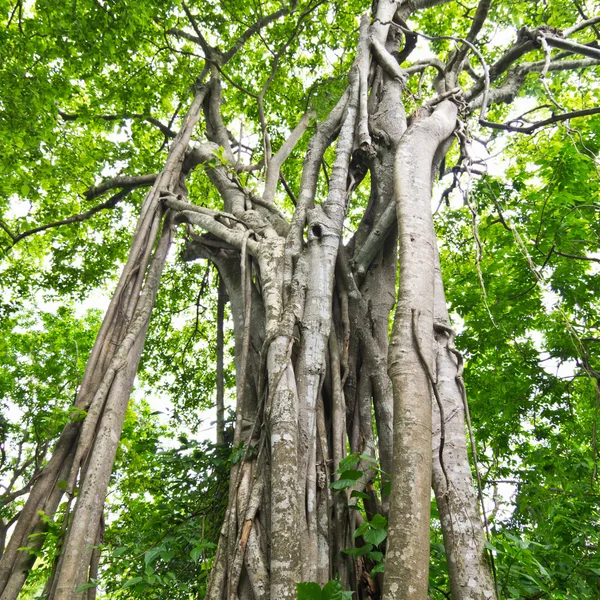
[1,0,600,598]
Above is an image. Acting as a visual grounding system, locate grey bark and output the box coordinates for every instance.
[384,100,458,600]
[432,247,496,600]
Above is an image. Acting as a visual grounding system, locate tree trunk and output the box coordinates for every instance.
[1,2,508,598]
[432,246,496,600]
[384,100,458,600]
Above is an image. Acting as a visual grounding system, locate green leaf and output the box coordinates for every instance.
[144,547,161,565]
[190,546,203,563]
[367,551,383,562]
[123,576,144,588]
[76,581,97,592]
[330,478,356,490]
[370,514,387,529]
[338,469,362,481]
[337,453,360,472]
[350,491,370,500]
[363,528,387,547]
[296,581,322,600]
[322,579,343,600]
[342,544,373,557]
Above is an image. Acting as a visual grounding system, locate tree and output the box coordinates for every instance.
[0,0,599,599]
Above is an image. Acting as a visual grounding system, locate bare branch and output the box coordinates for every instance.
[357,15,372,148]
[222,7,290,65]
[258,54,280,167]
[464,30,537,103]
[263,110,315,204]
[204,76,235,162]
[553,249,600,263]
[447,0,492,74]
[58,110,176,138]
[469,56,600,112]
[404,57,445,76]
[84,174,158,200]
[395,15,418,64]
[166,27,204,47]
[544,34,600,60]
[480,107,600,133]
[564,16,600,37]
[370,35,407,83]
[181,1,220,61]
[174,210,259,255]
[3,189,131,247]
[279,172,297,206]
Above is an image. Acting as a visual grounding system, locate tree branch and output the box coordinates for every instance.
[481,106,600,133]
[447,0,491,74]
[564,15,600,37]
[544,34,600,60]
[181,1,221,61]
[2,190,131,248]
[221,7,291,65]
[263,110,314,204]
[84,174,158,200]
[58,110,176,138]
[553,249,600,263]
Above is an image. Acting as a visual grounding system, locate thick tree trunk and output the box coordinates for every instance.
[1,2,517,598]
[384,101,458,600]
[0,86,208,600]
[432,247,496,600]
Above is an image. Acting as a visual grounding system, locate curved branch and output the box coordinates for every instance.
[84,174,158,200]
[2,190,131,247]
[58,111,176,138]
[263,110,314,204]
[565,16,600,37]
[404,57,445,76]
[479,106,600,133]
[221,7,291,65]
[174,210,259,255]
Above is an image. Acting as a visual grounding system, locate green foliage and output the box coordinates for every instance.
[1,0,600,597]
[100,411,231,599]
[297,579,354,600]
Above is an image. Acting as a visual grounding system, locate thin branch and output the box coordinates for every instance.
[279,171,297,206]
[564,15,600,37]
[166,26,205,47]
[480,106,600,133]
[470,56,600,112]
[263,110,314,203]
[221,7,291,65]
[84,174,158,200]
[447,0,491,73]
[181,1,219,61]
[3,189,131,247]
[553,249,600,263]
[58,110,176,138]
[544,34,600,60]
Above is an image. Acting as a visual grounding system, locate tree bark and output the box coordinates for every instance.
[384,100,458,600]
[432,246,496,600]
